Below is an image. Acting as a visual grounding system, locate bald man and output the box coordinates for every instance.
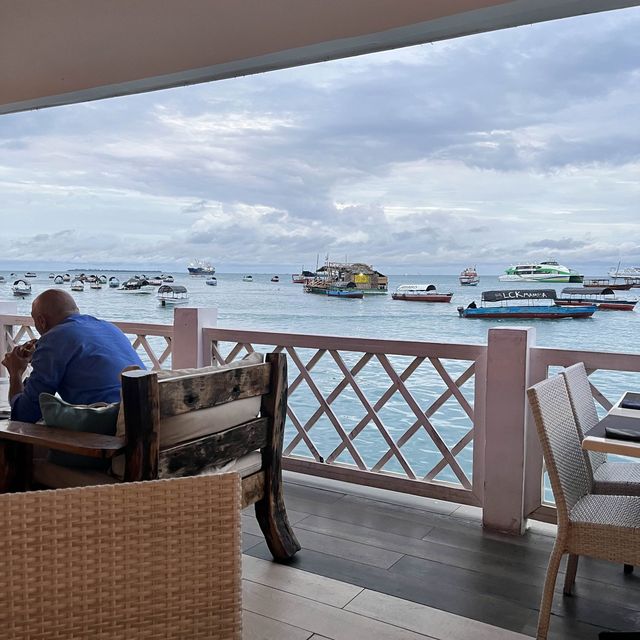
[2,289,144,425]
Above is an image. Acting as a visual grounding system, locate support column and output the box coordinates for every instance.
[482,326,536,535]
[0,301,18,378]
[171,307,217,368]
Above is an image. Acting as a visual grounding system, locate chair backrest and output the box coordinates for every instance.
[561,362,606,470]
[527,374,593,525]
[0,473,242,640]
[120,352,286,482]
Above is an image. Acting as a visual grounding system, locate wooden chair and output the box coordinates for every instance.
[0,473,242,640]
[527,374,640,640]
[0,352,300,562]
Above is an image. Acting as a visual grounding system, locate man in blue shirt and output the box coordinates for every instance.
[2,289,145,423]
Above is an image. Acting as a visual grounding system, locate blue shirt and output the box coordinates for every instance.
[11,314,145,423]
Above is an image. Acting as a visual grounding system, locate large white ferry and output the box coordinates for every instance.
[499,261,583,283]
[187,259,215,276]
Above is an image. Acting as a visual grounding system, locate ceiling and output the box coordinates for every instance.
[1,0,638,114]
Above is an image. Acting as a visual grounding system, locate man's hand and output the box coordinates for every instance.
[2,347,29,379]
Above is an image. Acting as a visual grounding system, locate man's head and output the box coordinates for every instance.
[31,289,79,335]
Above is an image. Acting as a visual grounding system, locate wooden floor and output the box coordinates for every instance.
[242,472,640,639]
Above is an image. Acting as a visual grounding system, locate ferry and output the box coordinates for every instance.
[499,261,583,283]
[459,267,479,286]
[458,289,596,319]
[187,259,215,276]
[555,287,637,311]
[392,284,452,303]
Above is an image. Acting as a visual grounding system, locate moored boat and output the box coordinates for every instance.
[271,276,280,283]
[459,267,479,286]
[162,274,175,283]
[458,289,596,319]
[12,279,31,297]
[71,279,84,292]
[292,269,316,284]
[327,283,364,299]
[63,274,71,282]
[48,273,55,279]
[108,276,120,288]
[53,275,64,284]
[206,277,217,286]
[24,272,37,278]
[0,275,5,283]
[99,275,108,284]
[392,284,453,303]
[583,278,632,290]
[90,280,102,290]
[555,287,637,311]
[116,277,155,294]
[499,261,583,283]
[242,275,253,282]
[157,284,189,306]
[315,261,388,294]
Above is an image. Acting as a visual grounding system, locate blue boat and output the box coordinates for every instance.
[327,283,364,299]
[458,289,597,319]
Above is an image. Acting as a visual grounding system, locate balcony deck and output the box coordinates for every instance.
[242,473,640,640]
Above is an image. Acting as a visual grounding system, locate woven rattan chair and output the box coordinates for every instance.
[0,473,242,640]
[562,362,640,587]
[528,374,640,640]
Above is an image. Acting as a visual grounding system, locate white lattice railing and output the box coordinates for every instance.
[204,327,487,506]
[0,315,173,372]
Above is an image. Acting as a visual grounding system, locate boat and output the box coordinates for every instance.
[98,275,108,284]
[242,275,253,282]
[271,275,280,283]
[392,284,453,303]
[11,279,31,297]
[108,276,120,288]
[0,275,5,283]
[292,269,316,284]
[326,283,364,299]
[608,265,640,286]
[499,261,583,283]
[458,289,596,319]
[157,284,189,306]
[205,277,217,286]
[459,267,479,286]
[48,273,55,279]
[315,261,388,294]
[53,275,64,284]
[188,259,215,276]
[146,277,163,286]
[24,272,37,278]
[90,280,102,290]
[555,287,637,311]
[162,274,175,283]
[63,274,71,282]
[116,277,155,294]
[70,279,84,291]
[583,278,633,291]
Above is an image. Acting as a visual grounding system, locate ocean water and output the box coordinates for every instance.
[2,270,639,490]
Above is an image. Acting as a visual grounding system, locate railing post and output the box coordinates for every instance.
[482,326,536,535]
[0,302,18,378]
[171,307,217,368]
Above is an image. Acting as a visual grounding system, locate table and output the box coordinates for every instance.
[582,397,640,640]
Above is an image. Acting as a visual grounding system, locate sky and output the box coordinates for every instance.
[0,7,639,275]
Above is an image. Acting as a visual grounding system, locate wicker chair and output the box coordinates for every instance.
[562,362,640,587]
[0,473,242,640]
[527,374,640,640]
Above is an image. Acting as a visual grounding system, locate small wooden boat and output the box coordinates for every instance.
[24,272,37,278]
[583,278,633,290]
[63,274,71,282]
[327,285,363,299]
[116,278,154,294]
[292,270,316,284]
[90,281,102,290]
[392,284,452,303]
[48,273,55,279]
[12,279,31,296]
[147,276,163,286]
[98,275,108,284]
[71,279,84,292]
[206,277,217,286]
[242,275,253,282]
[108,276,120,288]
[459,267,479,286]
[458,289,596,319]
[555,287,637,311]
[0,275,5,283]
[162,274,174,283]
[53,275,64,284]
[157,284,189,306]
[271,276,280,283]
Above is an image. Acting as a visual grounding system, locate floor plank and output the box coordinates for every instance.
[243,610,313,640]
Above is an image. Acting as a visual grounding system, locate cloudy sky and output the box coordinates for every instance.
[1,7,639,275]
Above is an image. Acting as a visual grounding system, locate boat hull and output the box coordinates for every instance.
[392,293,452,303]
[327,290,364,299]
[555,299,636,311]
[498,274,584,283]
[458,305,596,319]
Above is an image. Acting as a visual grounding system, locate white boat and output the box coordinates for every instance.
[12,279,31,296]
[206,277,217,286]
[98,275,108,284]
[147,276,163,285]
[0,275,5,283]
[90,281,102,290]
[242,275,253,282]
[24,272,37,278]
[392,284,453,303]
[53,275,64,284]
[108,276,120,288]
[116,278,155,294]
[459,267,479,286]
[63,274,71,282]
[48,273,55,279]
[71,279,84,291]
[162,274,174,283]
[157,284,189,306]
[271,275,280,283]
[499,261,583,283]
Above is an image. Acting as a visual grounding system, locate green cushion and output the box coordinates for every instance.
[39,393,119,470]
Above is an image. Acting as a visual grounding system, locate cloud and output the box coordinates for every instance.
[0,8,639,271]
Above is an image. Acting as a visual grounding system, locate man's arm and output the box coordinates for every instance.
[2,348,28,401]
